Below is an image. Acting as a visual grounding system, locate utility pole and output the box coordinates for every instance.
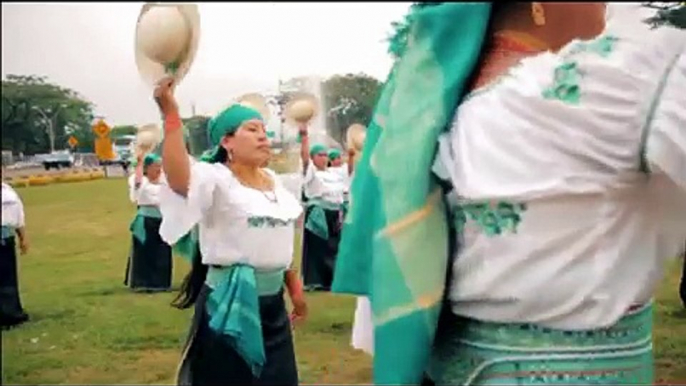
[32,105,65,153]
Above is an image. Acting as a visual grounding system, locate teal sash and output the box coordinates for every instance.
[304,198,343,240]
[204,265,285,378]
[1,225,14,241]
[173,226,199,264]
[129,206,162,244]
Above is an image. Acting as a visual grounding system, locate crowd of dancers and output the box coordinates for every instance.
[2,2,686,386]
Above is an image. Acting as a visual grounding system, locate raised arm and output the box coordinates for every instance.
[347,148,356,176]
[299,123,310,174]
[133,153,145,187]
[155,77,191,197]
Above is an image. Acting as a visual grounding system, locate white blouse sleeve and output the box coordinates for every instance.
[1,185,25,228]
[127,174,138,203]
[303,161,315,184]
[645,51,686,191]
[158,158,219,244]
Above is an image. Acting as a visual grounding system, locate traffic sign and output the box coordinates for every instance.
[92,119,111,137]
[94,137,115,161]
[68,136,79,148]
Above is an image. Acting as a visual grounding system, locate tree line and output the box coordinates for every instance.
[1,73,383,155]
[4,2,681,156]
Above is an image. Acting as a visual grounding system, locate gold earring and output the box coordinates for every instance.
[531,3,546,26]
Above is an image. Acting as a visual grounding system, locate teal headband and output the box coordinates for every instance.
[309,143,327,157]
[328,148,342,161]
[201,104,264,163]
[143,153,161,167]
[207,104,263,147]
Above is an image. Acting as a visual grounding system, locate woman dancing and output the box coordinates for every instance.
[0,182,30,329]
[125,153,173,293]
[299,130,347,292]
[154,78,307,385]
[334,2,685,385]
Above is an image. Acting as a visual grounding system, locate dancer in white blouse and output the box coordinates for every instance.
[299,131,347,292]
[334,2,686,385]
[1,182,30,329]
[154,78,307,385]
[124,153,173,292]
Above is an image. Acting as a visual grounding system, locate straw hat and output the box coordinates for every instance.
[135,3,200,85]
[236,93,271,123]
[346,123,366,152]
[135,123,163,156]
[284,92,319,124]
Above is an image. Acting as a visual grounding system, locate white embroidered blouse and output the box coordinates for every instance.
[1,183,25,229]
[302,163,347,204]
[158,159,303,270]
[436,21,686,330]
[128,174,166,206]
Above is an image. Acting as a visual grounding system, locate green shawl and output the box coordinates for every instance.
[331,3,493,384]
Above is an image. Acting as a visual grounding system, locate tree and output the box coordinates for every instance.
[322,73,382,144]
[1,75,95,154]
[111,125,137,138]
[643,2,686,29]
[183,115,211,157]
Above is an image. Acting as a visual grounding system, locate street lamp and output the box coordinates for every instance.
[32,104,67,153]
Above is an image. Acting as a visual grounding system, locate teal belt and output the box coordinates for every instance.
[204,264,286,378]
[206,266,285,296]
[129,205,162,244]
[1,225,14,240]
[305,198,344,240]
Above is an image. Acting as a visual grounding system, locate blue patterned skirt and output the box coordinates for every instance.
[425,303,654,385]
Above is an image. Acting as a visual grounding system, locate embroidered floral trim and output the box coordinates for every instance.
[451,201,528,236]
[542,35,619,104]
[247,216,294,228]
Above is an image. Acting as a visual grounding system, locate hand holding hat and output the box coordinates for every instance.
[135,3,200,85]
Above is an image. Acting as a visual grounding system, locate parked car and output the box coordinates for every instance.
[43,151,74,170]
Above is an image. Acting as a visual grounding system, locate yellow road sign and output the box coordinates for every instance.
[94,137,115,161]
[68,136,79,148]
[92,119,111,138]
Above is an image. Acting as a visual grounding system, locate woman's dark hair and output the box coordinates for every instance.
[170,133,235,308]
[171,240,207,309]
[213,146,229,164]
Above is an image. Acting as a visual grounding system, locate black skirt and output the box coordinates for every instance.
[124,216,173,292]
[0,237,29,329]
[301,206,342,292]
[177,285,298,386]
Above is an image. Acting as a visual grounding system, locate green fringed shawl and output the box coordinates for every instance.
[331,3,493,384]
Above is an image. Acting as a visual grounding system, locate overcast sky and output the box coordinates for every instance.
[2,2,654,128]
[2,2,411,126]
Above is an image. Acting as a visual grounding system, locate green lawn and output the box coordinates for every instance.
[2,179,685,384]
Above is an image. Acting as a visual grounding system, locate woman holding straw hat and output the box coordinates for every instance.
[333,2,685,385]
[299,128,347,292]
[0,182,30,330]
[124,152,173,293]
[153,77,306,385]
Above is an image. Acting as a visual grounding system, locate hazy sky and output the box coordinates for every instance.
[2,3,653,128]
[2,2,411,126]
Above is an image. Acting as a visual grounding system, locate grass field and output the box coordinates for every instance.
[2,179,685,384]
